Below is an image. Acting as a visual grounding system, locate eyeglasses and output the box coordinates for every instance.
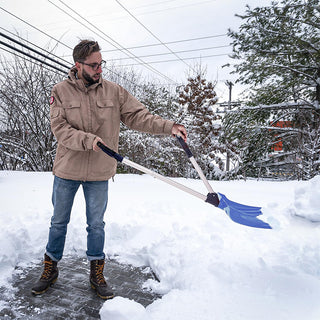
[79,60,106,71]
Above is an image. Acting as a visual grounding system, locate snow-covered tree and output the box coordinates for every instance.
[177,67,222,179]
[224,0,320,179]
[0,54,63,171]
[229,0,320,106]
[117,81,182,177]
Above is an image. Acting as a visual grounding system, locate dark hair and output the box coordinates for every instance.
[73,40,101,63]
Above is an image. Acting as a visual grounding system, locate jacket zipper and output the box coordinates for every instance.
[85,90,92,181]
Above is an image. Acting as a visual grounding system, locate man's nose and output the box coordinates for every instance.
[97,65,102,73]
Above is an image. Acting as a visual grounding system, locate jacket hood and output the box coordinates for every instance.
[67,67,102,91]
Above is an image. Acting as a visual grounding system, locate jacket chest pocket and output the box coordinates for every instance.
[62,100,83,130]
[96,99,118,122]
[95,99,120,135]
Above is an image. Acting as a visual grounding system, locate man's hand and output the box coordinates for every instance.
[93,136,105,152]
[171,124,187,142]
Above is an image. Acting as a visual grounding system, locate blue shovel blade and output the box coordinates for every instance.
[218,195,262,213]
[217,193,272,229]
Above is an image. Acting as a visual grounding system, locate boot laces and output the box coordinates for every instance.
[41,260,53,280]
[95,263,106,285]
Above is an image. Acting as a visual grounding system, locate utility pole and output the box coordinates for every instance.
[225,81,233,171]
[225,81,233,111]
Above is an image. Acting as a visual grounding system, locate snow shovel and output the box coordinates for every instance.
[97,140,271,229]
[175,135,271,229]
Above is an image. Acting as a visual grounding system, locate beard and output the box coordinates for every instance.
[82,69,100,85]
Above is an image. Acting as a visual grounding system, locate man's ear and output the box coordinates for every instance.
[75,61,81,71]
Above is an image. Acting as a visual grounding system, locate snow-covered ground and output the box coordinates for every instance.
[1,170,320,319]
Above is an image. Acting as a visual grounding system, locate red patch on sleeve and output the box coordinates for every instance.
[50,96,55,105]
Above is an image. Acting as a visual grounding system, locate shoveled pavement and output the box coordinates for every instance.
[0,256,162,319]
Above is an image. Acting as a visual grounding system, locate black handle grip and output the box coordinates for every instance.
[176,135,193,158]
[97,141,124,162]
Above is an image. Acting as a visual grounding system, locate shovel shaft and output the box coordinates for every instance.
[123,158,207,201]
[176,136,215,194]
[97,142,207,202]
[189,157,215,193]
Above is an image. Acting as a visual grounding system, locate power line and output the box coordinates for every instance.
[61,37,229,59]
[0,40,68,74]
[0,38,153,90]
[101,34,228,53]
[119,53,231,66]
[0,6,73,51]
[106,0,215,21]
[0,27,72,67]
[123,0,213,12]
[115,0,195,72]
[131,0,180,9]
[0,3,175,83]
[108,45,231,61]
[0,6,152,86]
[65,1,217,29]
[0,7,166,89]
[35,1,216,33]
[0,45,66,76]
[0,32,72,70]
[48,0,177,84]
[1,3,227,85]
[0,39,232,94]
[1,4,227,88]
[120,1,216,21]
[0,6,194,89]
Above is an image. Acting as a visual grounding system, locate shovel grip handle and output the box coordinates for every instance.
[176,135,193,158]
[97,141,124,162]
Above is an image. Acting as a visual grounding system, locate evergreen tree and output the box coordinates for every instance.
[225,0,320,179]
[229,0,320,106]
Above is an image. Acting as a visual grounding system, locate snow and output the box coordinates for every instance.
[99,297,146,320]
[1,170,320,319]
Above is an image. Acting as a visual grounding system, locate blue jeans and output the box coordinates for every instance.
[46,176,109,262]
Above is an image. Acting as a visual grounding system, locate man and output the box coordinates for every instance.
[31,40,187,299]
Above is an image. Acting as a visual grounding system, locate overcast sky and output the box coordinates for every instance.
[1,0,274,101]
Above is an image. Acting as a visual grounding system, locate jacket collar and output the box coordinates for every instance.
[67,67,103,91]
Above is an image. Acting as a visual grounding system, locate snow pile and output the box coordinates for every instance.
[290,175,320,222]
[0,171,320,319]
[99,297,146,320]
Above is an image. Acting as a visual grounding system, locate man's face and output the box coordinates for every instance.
[76,51,103,85]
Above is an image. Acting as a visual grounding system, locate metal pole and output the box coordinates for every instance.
[225,81,233,171]
[122,158,207,202]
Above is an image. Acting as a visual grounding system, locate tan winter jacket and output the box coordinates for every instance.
[50,68,174,181]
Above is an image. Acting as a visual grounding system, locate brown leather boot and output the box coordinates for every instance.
[31,254,58,295]
[90,259,114,300]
